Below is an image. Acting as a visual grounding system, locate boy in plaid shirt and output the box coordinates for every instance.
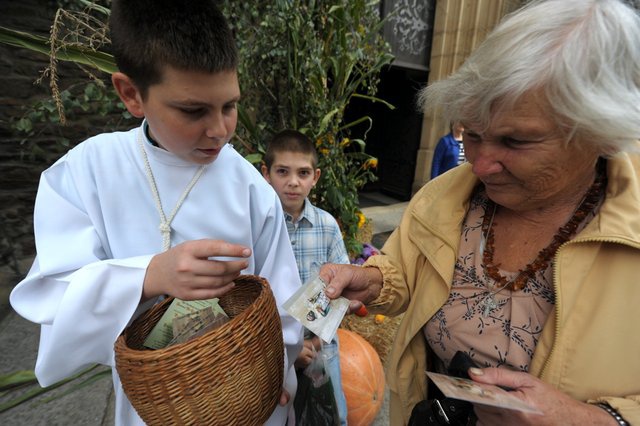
[262,129,350,425]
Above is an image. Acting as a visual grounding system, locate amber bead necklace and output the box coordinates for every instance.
[478,161,606,317]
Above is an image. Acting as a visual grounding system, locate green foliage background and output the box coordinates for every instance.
[3,0,394,255]
[221,0,394,254]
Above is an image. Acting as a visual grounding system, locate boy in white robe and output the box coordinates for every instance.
[9,1,303,425]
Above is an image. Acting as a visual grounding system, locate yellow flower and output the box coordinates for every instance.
[339,137,350,147]
[363,158,378,169]
[374,314,386,324]
[319,148,330,156]
[356,211,366,228]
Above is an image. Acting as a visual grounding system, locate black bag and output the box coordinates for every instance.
[293,346,340,426]
[408,351,479,426]
[408,397,474,426]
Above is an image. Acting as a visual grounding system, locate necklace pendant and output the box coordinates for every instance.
[511,276,525,291]
[481,294,498,318]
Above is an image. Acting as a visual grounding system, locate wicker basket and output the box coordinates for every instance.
[114,275,284,425]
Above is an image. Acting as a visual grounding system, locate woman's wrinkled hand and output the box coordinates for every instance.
[469,367,618,426]
[142,239,251,301]
[318,263,383,313]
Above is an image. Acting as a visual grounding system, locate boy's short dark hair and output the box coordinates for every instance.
[109,0,238,98]
[263,130,319,170]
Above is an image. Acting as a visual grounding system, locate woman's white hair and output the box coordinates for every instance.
[419,0,640,154]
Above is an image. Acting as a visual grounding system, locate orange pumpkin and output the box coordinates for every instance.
[337,328,385,426]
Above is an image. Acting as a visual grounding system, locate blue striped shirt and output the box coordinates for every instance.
[285,199,350,284]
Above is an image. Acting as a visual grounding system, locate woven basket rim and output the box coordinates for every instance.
[115,275,268,358]
[113,275,283,425]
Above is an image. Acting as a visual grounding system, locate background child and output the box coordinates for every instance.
[10,1,302,425]
[430,121,465,178]
[262,129,350,425]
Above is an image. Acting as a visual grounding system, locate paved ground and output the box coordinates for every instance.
[0,200,406,425]
[0,312,116,426]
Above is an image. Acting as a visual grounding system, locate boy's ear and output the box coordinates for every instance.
[261,164,271,181]
[111,72,145,118]
[313,168,321,186]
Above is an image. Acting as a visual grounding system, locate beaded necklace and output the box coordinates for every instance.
[481,160,606,293]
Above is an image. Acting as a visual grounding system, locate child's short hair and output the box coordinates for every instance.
[109,0,238,98]
[264,130,319,170]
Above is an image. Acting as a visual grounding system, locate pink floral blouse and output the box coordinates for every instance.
[423,187,600,372]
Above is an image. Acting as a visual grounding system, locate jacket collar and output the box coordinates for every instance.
[407,150,640,273]
[578,150,640,246]
[408,163,478,252]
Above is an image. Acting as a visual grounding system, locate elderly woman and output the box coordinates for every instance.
[320,0,640,424]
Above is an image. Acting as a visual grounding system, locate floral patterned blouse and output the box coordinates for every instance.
[423,186,601,372]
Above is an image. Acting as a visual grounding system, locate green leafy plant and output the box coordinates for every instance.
[1,1,392,253]
[222,0,394,254]
[12,81,132,160]
[1,2,129,159]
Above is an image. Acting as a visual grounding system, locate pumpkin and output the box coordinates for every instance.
[337,328,385,426]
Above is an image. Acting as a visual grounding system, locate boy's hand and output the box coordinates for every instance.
[294,336,322,369]
[279,389,291,406]
[142,239,251,301]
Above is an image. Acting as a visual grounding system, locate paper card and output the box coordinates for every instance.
[169,307,230,346]
[426,372,542,414]
[283,275,349,343]
[143,298,227,349]
[171,308,215,338]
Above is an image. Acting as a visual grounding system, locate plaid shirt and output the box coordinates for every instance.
[285,199,350,284]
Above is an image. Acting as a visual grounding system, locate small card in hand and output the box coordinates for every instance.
[283,275,349,343]
[426,372,542,414]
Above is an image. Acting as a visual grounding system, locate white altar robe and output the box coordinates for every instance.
[10,123,303,425]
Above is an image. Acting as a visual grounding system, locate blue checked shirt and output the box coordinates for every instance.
[285,199,350,284]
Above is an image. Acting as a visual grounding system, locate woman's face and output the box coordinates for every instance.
[462,91,601,212]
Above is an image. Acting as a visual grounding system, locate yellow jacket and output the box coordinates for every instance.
[365,152,640,425]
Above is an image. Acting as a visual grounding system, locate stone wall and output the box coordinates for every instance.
[412,0,522,194]
[0,0,132,289]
